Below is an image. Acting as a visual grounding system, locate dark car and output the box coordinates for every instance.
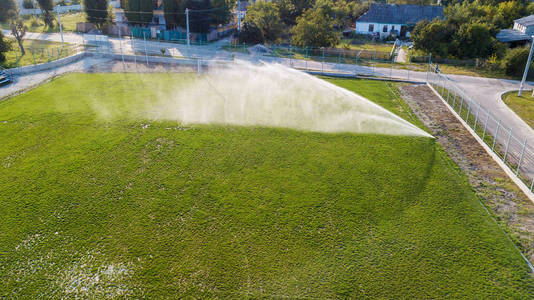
[0,69,12,86]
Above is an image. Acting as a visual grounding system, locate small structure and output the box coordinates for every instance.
[497,15,534,47]
[355,4,443,39]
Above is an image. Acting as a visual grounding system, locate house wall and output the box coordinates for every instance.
[513,22,534,36]
[355,22,406,38]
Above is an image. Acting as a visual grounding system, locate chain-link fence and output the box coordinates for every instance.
[427,65,534,190]
[2,43,84,69]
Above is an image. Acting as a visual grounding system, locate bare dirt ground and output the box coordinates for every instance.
[400,84,534,261]
[86,61,198,73]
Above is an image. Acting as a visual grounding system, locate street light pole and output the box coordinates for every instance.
[186,8,190,47]
[56,6,64,47]
[518,35,534,97]
[238,0,241,33]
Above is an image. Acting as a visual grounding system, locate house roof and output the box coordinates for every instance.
[515,15,534,27]
[496,29,531,43]
[357,4,444,25]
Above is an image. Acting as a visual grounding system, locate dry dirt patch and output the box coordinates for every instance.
[400,84,534,261]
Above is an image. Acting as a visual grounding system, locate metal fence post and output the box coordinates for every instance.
[517,137,527,175]
[290,45,293,66]
[474,103,481,131]
[119,26,125,68]
[143,32,149,67]
[305,47,308,71]
[446,80,450,102]
[426,63,430,83]
[483,111,490,140]
[466,102,471,124]
[459,96,464,117]
[492,120,501,150]
[503,128,513,163]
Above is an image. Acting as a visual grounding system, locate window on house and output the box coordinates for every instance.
[368,24,374,32]
[383,25,388,32]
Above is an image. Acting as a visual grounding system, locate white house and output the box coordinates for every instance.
[497,15,534,46]
[355,4,444,39]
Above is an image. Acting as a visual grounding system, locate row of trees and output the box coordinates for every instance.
[106,0,234,33]
[240,0,369,47]
[412,0,534,59]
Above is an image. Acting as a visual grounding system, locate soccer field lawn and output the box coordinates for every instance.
[1,73,533,298]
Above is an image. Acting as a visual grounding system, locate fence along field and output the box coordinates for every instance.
[427,67,534,191]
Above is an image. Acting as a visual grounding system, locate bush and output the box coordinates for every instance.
[239,21,264,44]
[0,31,12,63]
[22,0,34,9]
[30,18,40,27]
[502,46,532,77]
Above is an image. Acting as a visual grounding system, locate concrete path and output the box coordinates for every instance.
[395,47,408,63]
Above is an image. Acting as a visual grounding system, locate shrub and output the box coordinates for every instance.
[22,0,34,9]
[502,46,532,77]
[0,31,12,63]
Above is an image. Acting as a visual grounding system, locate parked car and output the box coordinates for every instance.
[0,68,12,86]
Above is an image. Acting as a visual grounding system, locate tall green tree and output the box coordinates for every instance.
[11,19,26,55]
[240,2,284,43]
[84,0,109,30]
[123,0,153,26]
[37,0,55,28]
[185,0,214,33]
[163,0,183,29]
[411,20,451,58]
[163,0,232,32]
[291,8,338,47]
[209,0,234,26]
[452,22,496,59]
[0,0,17,23]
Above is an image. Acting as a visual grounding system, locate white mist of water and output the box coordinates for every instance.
[147,62,432,138]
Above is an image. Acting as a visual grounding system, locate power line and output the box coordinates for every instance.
[81,4,234,15]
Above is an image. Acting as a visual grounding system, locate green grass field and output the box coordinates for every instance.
[1,73,534,298]
[1,12,82,34]
[1,39,76,68]
[502,91,534,129]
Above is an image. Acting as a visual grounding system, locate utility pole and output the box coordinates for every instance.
[56,6,64,47]
[238,0,241,33]
[519,35,534,97]
[119,26,125,68]
[186,8,190,47]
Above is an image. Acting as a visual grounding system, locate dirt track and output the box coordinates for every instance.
[400,84,534,262]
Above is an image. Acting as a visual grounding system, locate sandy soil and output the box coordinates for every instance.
[401,84,534,262]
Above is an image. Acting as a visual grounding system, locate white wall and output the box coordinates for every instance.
[355,22,404,39]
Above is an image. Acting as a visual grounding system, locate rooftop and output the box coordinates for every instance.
[496,29,530,43]
[515,15,534,27]
[357,4,443,25]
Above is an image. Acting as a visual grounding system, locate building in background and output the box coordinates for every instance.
[355,4,443,39]
[497,15,534,47]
